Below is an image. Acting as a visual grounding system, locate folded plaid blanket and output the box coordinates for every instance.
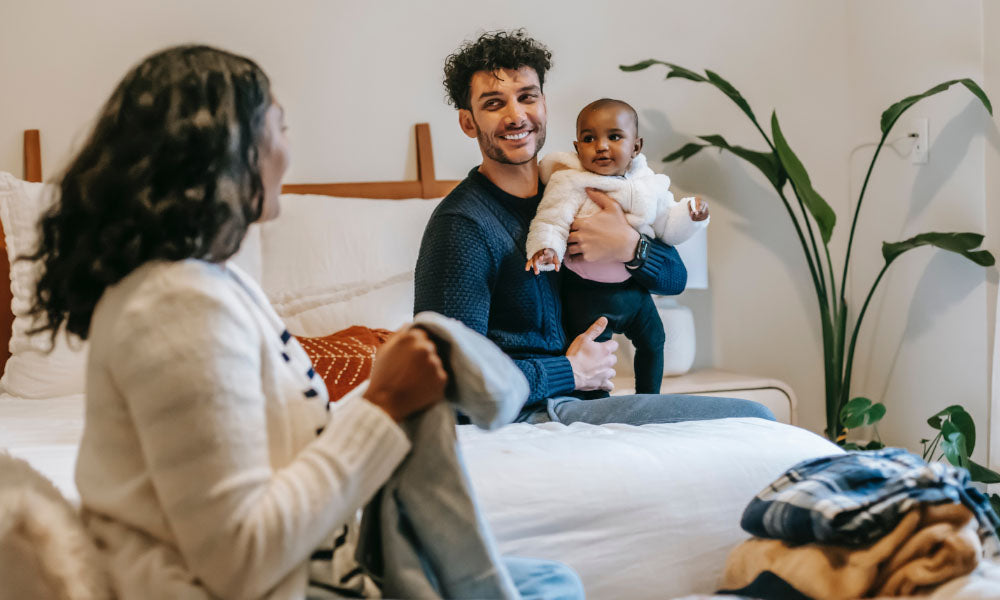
[741,448,1000,557]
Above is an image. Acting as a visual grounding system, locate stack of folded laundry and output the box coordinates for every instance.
[720,448,1000,599]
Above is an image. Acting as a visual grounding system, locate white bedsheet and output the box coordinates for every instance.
[460,418,840,599]
[2,393,848,598]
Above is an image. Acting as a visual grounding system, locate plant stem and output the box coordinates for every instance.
[842,262,890,423]
[840,130,890,306]
[792,188,829,303]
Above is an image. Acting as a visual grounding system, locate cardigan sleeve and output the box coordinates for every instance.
[108,275,409,599]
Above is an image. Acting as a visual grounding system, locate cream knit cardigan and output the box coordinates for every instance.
[75,259,410,599]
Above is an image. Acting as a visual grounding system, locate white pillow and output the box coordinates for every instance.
[0,172,86,399]
[259,194,441,336]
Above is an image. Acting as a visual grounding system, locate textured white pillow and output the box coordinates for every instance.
[0,172,86,399]
[259,194,441,336]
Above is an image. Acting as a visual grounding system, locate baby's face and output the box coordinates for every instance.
[573,106,642,176]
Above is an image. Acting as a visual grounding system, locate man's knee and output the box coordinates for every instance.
[736,399,776,421]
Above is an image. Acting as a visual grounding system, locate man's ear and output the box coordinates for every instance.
[458,109,478,139]
[633,137,644,158]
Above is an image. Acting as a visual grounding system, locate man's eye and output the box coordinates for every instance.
[483,100,501,110]
[520,94,537,103]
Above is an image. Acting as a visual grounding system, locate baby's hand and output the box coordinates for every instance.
[525,248,561,275]
[689,196,709,222]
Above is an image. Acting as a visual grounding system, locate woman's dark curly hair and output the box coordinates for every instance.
[27,45,272,342]
[443,29,552,110]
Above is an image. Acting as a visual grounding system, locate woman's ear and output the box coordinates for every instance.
[633,137,644,158]
[459,110,478,139]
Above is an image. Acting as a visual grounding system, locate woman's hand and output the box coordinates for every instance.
[365,326,447,422]
[567,189,641,263]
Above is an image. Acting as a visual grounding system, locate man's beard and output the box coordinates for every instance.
[473,120,546,165]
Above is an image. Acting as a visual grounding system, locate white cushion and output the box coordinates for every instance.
[259,194,441,336]
[0,173,86,399]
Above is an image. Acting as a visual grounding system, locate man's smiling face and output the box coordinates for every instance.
[459,66,547,166]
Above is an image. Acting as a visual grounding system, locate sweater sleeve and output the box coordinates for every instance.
[109,278,409,599]
[415,213,576,402]
[629,237,688,295]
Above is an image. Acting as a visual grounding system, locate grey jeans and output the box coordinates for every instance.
[516,393,776,425]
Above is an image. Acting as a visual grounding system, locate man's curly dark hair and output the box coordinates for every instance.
[443,29,552,110]
[27,45,271,342]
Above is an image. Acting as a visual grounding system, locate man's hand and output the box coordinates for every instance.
[525,248,560,275]
[566,316,618,392]
[365,326,447,422]
[689,196,709,222]
[567,188,640,263]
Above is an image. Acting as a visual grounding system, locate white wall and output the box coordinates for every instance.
[842,0,993,461]
[1,0,995,448]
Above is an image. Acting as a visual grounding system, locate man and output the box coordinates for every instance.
[415,29,773,425]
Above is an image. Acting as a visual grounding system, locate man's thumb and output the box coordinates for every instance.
[585,316,608,341]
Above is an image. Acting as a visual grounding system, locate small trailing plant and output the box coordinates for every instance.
[621,59,995,442]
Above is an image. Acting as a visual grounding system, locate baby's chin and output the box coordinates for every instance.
[587,164,629,177]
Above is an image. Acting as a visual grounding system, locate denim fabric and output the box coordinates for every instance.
[357,403,521,599]
[358,313,585,599]
[561,268,665,394]
[516,393,776,425]
[504,556,585,600]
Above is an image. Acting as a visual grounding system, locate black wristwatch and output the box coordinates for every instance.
[624,234,649,270]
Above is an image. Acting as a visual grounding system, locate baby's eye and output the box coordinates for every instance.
[581,135,594,143]
[609,134,622,141]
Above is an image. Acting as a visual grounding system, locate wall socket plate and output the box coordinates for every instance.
[910,117,929,164]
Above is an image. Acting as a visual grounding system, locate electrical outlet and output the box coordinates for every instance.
[910,117,929,164]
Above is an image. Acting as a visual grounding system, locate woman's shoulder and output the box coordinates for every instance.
[97,259,249,328]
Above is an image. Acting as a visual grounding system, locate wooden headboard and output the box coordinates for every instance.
[4,123,460,372]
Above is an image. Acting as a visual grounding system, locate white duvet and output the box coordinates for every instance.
[5,396,994,599]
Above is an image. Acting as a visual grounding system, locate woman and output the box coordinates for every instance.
[28,46,580,599]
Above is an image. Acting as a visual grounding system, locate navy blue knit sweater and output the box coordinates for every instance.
[414,167,687,406]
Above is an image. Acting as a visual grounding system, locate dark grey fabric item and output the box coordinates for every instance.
[357,311,529,599]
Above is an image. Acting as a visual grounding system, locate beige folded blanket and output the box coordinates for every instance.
[723,503,982,599]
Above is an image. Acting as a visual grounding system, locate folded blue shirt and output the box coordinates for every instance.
[741,447,1000,557]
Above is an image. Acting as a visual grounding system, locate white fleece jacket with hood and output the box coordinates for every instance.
[525,151,708,269]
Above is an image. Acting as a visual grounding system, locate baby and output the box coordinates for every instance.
[525,98,709,394]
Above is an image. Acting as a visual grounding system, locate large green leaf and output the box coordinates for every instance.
[882,232,995,267]
[771,113,836,243]
[927,404,965,429]
[619,60,707,83]
[968,460,1000,484]
[880,79,993,135]
[663,143,707,163]
[705,70,757,124]
[695,134,786,188]
[839,396,886,429]
[941,420,969,468]
[949,408,976,456]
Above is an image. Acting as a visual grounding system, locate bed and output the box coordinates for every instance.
[0,125,848,599]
